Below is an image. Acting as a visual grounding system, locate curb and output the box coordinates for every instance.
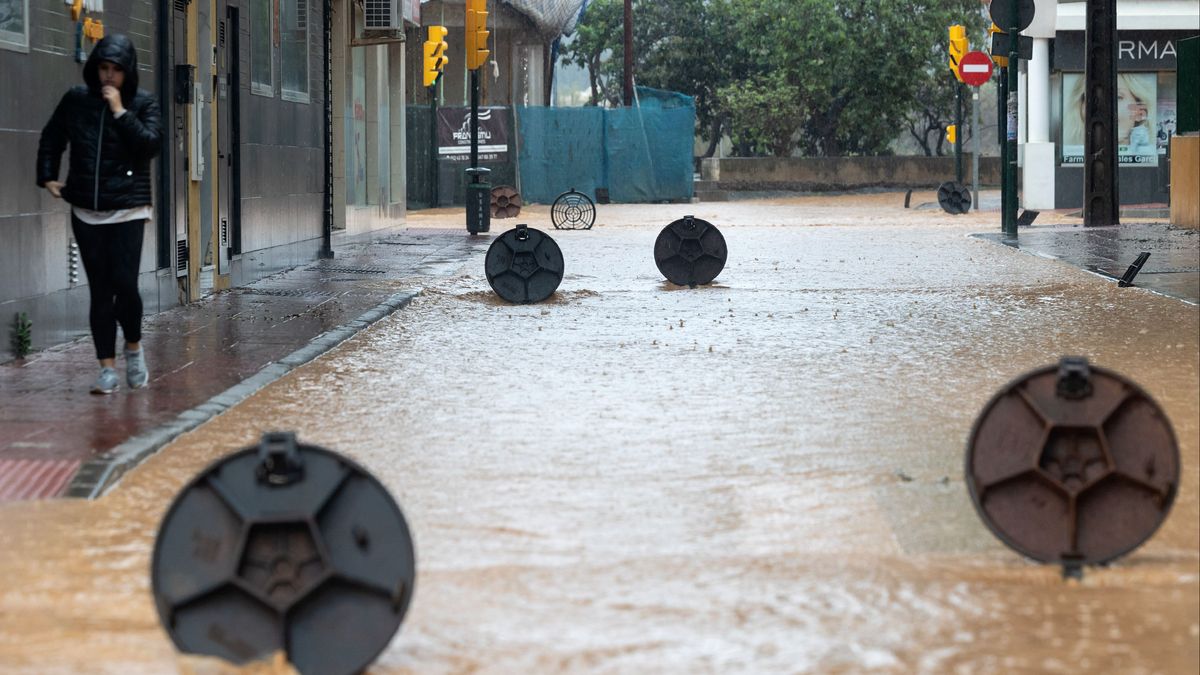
[64,288,423,499]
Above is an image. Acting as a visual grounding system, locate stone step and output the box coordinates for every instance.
[694,190,730,202]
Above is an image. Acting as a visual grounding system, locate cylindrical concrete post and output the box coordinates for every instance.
[1022,37,1057,210]
[1029,38,1051,143]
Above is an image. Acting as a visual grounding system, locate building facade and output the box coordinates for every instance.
[1019,0,1199,209]
[0,0,418,361]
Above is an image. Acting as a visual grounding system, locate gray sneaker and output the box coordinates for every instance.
[125,348,149,389]
[91,367,120,394]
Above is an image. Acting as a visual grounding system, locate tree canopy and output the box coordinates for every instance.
[557,0,988,157]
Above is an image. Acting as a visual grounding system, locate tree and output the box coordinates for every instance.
[558,0,623,106]
[716,71,806,157]
[906,69,960,156]
[561,0,988,157]
[628,0,748,158]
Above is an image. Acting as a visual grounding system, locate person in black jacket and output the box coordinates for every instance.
[37,34,162,394]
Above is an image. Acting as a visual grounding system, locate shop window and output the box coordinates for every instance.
[281,0,309,102]
[251,0,274,95]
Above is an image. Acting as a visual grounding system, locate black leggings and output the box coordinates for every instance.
[71,215,145,360]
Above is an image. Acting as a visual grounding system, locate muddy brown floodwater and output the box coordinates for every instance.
[1,194,1196,674]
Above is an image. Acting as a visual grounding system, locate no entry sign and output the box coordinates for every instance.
[959,50,994,86]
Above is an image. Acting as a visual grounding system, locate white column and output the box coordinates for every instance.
[1028,39,1050,142]
[1022,37,1056,210]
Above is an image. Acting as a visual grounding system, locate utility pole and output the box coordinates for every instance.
[464,0,491,234]
[623,0,633,106]
[955,82,964,183]
[1083,0,1120,226]
[1002,0,1020,238]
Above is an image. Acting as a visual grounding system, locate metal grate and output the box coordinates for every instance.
[219,19,226,47]
[174,0,187,13]
[176,241,189,272]
[236,288,339,297]
[305,265,387,274]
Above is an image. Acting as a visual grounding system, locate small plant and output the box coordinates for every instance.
[11,312,32,359]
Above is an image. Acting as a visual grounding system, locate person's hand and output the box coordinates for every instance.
[1129,102,1147,123]
[45,181,64,198]
[101,85,125,115]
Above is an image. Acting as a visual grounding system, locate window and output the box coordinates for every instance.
[280,0,309,102]
[250,0,273,95]
[0,0,30,53]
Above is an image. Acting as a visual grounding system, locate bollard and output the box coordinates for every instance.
[151,432,416,675]
[653,216,727,287]
[551,189,596,230]
[485,224,565,304]
[1118,252,1152,288]
[965,358,1179,577]
[937,181,973,215]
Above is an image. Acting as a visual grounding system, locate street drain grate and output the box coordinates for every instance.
[237,288,339,298]
[305,265,388,275]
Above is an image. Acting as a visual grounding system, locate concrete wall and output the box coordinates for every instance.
[699,157,1002,191]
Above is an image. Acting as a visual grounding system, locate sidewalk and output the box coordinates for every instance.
[0,222,482,502]
[972,221,1199,305]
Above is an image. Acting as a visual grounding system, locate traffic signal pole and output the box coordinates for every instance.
[1002,0,1019,237]
[429,76,439,208]
[423,26,449,209]
[955,82,964,183]
[470,71,479,170]
[464,0,491,234]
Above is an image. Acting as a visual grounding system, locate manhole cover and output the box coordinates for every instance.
[484,225,564,303]
[966,358,1179,570]
[151,432,416,674]
[653,216,727,287]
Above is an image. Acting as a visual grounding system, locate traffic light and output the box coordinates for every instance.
[465,0,490,71]
[423,25,449,87]
[988,23,1009,68]
[948,25,968,82]
[946,124,957,144]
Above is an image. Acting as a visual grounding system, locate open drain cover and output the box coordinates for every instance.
[966,357,1179,571]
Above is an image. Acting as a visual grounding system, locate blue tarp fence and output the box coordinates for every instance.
[515,87,695,204]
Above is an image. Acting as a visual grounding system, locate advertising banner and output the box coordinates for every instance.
[437,107,510,163]
[1062,72,1159,166]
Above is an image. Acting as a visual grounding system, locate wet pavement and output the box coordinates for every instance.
[974,224,1200,305]
[0,193,1197,673]
[0,227,479,500]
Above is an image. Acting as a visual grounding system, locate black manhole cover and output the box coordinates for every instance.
[653,216,727,287]
[551,189,596,230]
[937,181,972,215]
[151,432,416,675]
[484,224,565,304]
[966,357,1179,571]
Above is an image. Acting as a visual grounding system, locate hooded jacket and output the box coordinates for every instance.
[36,34,162,211]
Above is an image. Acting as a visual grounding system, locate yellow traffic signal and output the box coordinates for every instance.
[947,124,957,144]
[989,24,1009,68]
[465,0,490,71]
[948,25,968,82]
[423,25,449,87]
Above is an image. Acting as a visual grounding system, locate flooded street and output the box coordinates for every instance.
[1,195,1197,673]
